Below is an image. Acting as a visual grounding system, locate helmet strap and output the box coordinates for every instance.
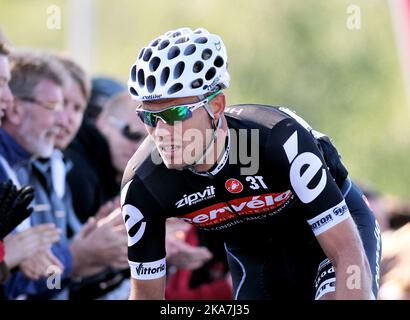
[184,114,222,174]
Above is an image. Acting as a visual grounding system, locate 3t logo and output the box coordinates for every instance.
[122,204,146,246]
[283,130,327,203]
[246,176,268,190]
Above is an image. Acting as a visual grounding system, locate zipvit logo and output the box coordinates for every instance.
[122,204,146,246]
[175,186,216,208]
[135,263,165,276]
[283,130,327,203]
[311,214,333,232]
[333,204,348,216]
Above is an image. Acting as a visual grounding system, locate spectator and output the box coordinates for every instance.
[0,49,69,299]
[0,49,125,299]
[371,194,410,299]
[84,76,125,121]
[0,31,62,298]
[53,54,129,300]
[66,91,146,223]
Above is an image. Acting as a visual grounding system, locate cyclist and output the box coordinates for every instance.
[122,27,381,300]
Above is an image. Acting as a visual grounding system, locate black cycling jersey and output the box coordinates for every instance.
[121,104,381,299]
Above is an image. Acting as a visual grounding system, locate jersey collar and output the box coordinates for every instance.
[188,129,231,178]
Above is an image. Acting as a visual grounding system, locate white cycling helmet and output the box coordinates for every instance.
[128,27,230,101]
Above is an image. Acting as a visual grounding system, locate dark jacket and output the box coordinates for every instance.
[65,120,120,223]
[64,120,127,299]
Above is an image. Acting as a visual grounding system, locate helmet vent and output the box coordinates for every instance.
[146,75,156,93]
[168,83,183,94]
[149,56,161,72]
[194,37,208,44]
[158,40,170,50]
[137,69,145,86]
[191,79,203,89]
[175,36,190,44]
[160,67,170,85]
[129,87,138,96]
[171,31,182,38]
[130,65,137,82]
[193,61,204,73]
[205,67,216,81]
[184,44,196,56]
[214,56,224,68]
[150,38,161,47]
[201,49,212,60]
[173,61,185,79]
[168,46,181,60]
[142,48,153,62]
[138,48,145,59]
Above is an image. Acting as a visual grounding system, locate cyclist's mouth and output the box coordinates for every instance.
[159,145,181,157]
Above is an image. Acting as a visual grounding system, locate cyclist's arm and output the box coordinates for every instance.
[267,116,372,299]
[316,218,372,299]
[129,276,166,300]
[121,177,167,300]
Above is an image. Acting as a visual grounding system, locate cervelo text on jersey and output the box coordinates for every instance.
[179,191,294,230]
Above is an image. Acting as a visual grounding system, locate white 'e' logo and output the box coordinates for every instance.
[122,204,146,246]
[283,131,327,203]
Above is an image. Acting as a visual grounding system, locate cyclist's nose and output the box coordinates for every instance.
[155,117,172,132]
[154,118,176,142]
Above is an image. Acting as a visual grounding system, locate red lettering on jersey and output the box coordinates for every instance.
[180,191,293,227]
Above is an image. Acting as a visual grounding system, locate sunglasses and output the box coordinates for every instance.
[136,90,221,127]
[108,116,145,141]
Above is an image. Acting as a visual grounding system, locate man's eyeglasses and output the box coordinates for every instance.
[108,116,145,141]
[136,90,221,127]
[16,96,63,113]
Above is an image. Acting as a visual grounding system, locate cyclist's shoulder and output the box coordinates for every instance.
[121,136,163,189]
[224,104,303,130]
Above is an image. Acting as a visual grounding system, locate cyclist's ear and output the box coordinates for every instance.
[210,92,226,120]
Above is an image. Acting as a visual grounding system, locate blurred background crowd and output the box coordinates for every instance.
[0,0,409,299]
